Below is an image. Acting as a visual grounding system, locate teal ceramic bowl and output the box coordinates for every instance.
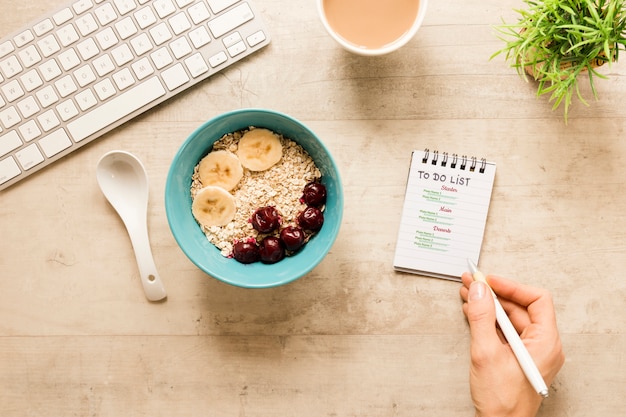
[165,109,343,288]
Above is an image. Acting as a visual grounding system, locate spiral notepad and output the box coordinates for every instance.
[393,149,496,281]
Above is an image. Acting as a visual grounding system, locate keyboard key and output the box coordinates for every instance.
[162,63,189,90]
[74,64,96,87]
[0,56,23,78]
[170,37,192,59]
[16,143,45,170]
[184,53,209,78]
[58,24,80,47]
[77,38,100,60]
[0,107,21,129]
[96,27,119,50]
[19,120,42,141]
[67,76,166,142]
[150,23,173,46]
[189,26,211,49]
[58,48,81,71]
[0,156,21,185]
[208,51,227,67]
[14,30,34,47]
[39,129,72,157]
[2,79,25,102]
[95,3,118,25]
[169,12,191,35]
[134,6,157,29]
[21,69,43,91]
[17,96,40,118]
[222,32,242,48]
[111,43,134,65]
[55,75,78,97]
[189,27,211,49]
[112,67,135,90]
[131,57,154,80]
[93,54,115,76]
[130,33,153,56]
[94,78,116,100]
[0,130,22,157]
[247,30,266,47]
[34,19,54,36]
[76,13,99,36]
[18,45,42,68]
[0,41,15,59]
[38,109,61,131]
[188,2,210,24]
[115,16,138,39]
[113,0,137,15]
[38,35,61,58]
[73,0,94,15]
[57,99,79,121]
[39,59,63,82]
[53,8,75,25]
[75,89,97,111]
[175,0,195,7]
[154,0,176,18]
[207,0,240,14]
[208,3,254,38]
[150,47,173,69]
[36,85,60,108]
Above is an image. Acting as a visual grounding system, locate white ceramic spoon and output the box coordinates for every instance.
[96,150,167,301]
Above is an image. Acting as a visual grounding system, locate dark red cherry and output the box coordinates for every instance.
[280,226,306,251]
[250,206,281,233]
[259,236,285,264]
[297,207,324,231]
[302,182,327,207]
[232,239,260,264]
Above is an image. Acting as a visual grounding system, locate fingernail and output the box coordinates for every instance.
[468,281,486,302]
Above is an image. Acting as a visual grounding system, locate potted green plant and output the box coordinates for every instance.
[491,0,626,120]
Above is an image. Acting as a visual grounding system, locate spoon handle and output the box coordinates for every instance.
[126,220,167,301]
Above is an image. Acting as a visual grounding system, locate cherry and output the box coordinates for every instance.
[232,239,260,264]
[297,207,324,231]
[280,226,306,251]
[259,236,285,264]
[250,206,281,233]
[302,182,327,207]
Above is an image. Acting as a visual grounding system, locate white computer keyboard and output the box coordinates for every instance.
[0,0,270,191]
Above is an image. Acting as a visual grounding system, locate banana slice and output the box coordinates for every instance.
[197,150,243,191]
[236,128,283,171]
[192,186,237,227]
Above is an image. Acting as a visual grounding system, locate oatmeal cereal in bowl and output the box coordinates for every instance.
[165,109,344,288]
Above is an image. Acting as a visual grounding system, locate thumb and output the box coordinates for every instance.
[466,281,500,348]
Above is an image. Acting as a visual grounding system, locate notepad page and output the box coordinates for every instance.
[393,151,496,281]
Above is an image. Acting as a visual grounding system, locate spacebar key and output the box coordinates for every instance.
[67,77,166,142]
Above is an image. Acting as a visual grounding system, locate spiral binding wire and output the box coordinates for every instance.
[421,149,488,173]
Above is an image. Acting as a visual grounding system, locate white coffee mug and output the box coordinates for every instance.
[317,0,428,56]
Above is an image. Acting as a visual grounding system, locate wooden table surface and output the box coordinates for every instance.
[1,0,625,415]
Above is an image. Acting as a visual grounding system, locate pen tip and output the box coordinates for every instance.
[467,258,478,273]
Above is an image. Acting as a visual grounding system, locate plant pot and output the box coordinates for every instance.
[524,51,611,79]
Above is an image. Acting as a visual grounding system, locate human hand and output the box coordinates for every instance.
[460,273,565,417]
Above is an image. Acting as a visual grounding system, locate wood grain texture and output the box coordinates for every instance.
[1,0,625,416]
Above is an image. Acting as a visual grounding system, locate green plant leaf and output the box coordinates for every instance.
[491,0,626,120]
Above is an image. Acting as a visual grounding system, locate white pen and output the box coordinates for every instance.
[467,259,550,398]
